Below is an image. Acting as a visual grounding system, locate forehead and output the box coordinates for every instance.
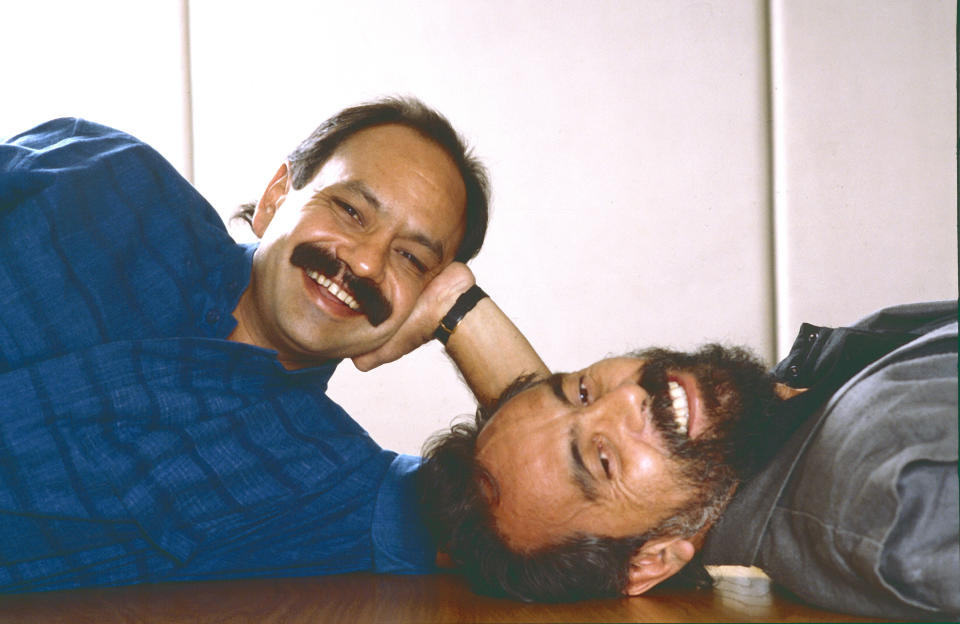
[475,383,579,547]
[334,123,446,160]
[479,376,563,445]
[583,356,645,377]
[321,124,466,206]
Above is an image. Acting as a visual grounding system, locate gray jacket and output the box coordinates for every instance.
[702,301,959,619]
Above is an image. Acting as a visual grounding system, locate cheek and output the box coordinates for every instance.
[631,453,660,477]
[384,273,428,316]
[623,453,690,514]
[269,199,311,230]
[623,451,677,498]
[273,199,345,242]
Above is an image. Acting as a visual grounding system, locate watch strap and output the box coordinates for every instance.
[434,285,488,345]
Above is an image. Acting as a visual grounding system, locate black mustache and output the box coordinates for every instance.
[290,243,393,327]
[639,362,690,448]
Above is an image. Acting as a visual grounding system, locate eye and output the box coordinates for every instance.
[578,375,590,405]
[397,249,428,274]
[334,199,363,225]
[597,442,611,478]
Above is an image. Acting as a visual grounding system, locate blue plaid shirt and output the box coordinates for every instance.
[0,119,435,592]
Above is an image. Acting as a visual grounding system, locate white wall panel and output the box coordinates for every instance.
[189,0,772,455]
[770,0,957,356]
[5,1,953,459]
[0,1,190,176]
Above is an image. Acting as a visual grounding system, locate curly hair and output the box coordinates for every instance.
[233,96,489,263]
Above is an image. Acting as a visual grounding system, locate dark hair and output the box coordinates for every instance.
[418,345,785,602]
[233,96,490,262]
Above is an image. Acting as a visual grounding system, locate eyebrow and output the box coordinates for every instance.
[545,372,572,406]
[342,180,445,262]
[569,423,599,501]
[549,372,601,501]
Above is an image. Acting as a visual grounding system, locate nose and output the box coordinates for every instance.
[339,236,389,282]
[581,383,652,443]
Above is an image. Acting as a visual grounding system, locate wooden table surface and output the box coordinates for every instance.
[0,567,900,623]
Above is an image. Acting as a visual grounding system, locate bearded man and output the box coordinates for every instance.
[420,300,958,620]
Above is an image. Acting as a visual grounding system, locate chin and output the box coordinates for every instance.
[317,335,390,362]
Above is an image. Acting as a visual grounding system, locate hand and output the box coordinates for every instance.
[351,262,475,371]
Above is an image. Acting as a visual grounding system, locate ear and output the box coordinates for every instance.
[623,536,696,596]
[251,162,291,237]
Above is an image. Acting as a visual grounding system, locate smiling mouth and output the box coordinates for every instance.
[667,380,690,435]
[305,269,360,312]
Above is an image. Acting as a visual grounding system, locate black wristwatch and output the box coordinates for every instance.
[433,285,488,345]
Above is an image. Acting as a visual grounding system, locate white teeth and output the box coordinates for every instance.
[668,381,689,435]
[305,270,360,311]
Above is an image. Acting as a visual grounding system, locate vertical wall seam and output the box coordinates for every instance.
[180,0,195,184]
[762,0,780,363]
[769,0,792,360]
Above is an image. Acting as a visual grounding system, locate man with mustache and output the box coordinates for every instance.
[420,300,958,619]
[0,99,546,591]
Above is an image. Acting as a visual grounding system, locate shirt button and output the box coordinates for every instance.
[807,331,819,342]
[205,309,221,325]
[788,365,800,377]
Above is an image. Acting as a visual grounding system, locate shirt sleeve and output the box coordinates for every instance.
[0,118,80,209]
[371,454,437,574]
[0,118,248,372]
